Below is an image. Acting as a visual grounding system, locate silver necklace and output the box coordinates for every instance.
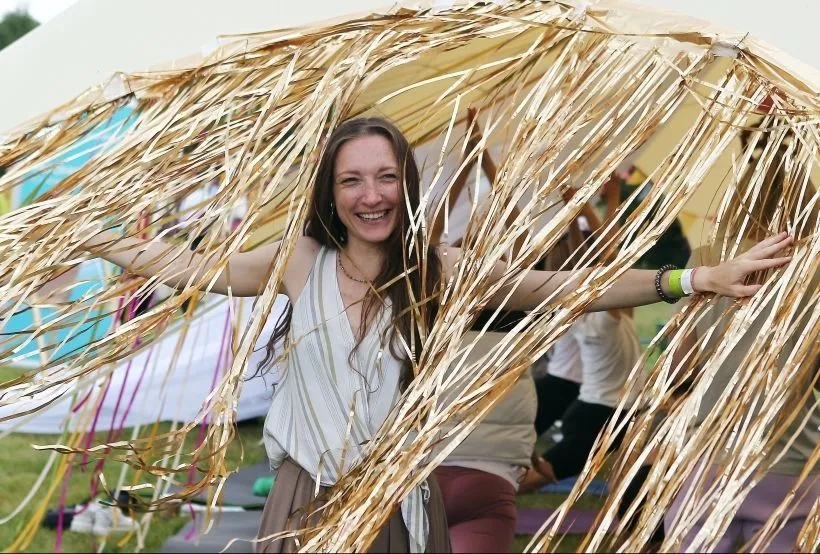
[338,252,369,284]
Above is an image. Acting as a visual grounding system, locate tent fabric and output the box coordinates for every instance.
[1,1,817,248]
[0,3,815,552]
[0,295,285,434]
[0,0,394,135]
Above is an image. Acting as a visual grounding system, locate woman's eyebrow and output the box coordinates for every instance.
[336,166,398,176]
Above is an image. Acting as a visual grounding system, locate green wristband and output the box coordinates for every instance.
[667,269,685,298]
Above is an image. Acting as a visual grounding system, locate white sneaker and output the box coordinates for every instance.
[69,501,105,534]
[92,503,139,536]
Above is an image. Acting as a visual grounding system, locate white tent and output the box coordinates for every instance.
[0,295,286,433]
[0,0,387,134]
[1,0,819,136]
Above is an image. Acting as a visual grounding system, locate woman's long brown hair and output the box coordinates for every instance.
[256,117,442,387]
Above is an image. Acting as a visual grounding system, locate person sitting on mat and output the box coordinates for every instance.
[520,187,664,547]
[431,117,620,554]
[521,178,644,493]
[520,297,642,492]
[433,312,537,554]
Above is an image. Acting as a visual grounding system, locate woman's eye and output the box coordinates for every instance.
[381,174,398,181]
[341,178,359,185]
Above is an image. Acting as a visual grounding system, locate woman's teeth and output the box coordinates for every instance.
[357,210,388,221]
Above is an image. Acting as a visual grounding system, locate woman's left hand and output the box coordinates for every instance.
[694,232,793,297]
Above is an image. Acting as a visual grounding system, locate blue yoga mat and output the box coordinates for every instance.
[540,477,608,496]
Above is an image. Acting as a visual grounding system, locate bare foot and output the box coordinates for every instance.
[518,454,559,494]
[518,468,550,494]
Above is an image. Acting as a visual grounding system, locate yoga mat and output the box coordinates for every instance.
[209,462,272,508]
[143,461,272,509]
[161,511,261,553]
[516,507,603,536]
[540,477,608,496]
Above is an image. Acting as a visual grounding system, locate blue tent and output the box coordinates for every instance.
[4,104,135,365]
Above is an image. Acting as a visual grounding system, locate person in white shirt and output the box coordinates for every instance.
[520,187,663,545]
[522,307,641,490]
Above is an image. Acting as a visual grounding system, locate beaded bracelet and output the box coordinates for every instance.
[654,264,679,304]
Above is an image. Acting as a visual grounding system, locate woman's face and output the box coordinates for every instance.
[333,134,401,246]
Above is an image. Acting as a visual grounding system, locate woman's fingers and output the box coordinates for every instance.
[709,233,793,297]
[744,235,793,260]
[745,232,791,255]
[722,256,791,297]
[734,283,763,297]
[751,231,789,249]
[748,256,792,272]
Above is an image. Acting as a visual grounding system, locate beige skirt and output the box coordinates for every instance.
[256,459,450,553]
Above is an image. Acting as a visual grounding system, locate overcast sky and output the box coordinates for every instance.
[0,0,78,23]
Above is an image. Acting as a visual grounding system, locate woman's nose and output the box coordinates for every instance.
[361,180,381,204]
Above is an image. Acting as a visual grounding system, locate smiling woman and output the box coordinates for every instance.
[1,0,818,551]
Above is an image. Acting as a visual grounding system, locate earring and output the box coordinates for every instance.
[330,201,345,243]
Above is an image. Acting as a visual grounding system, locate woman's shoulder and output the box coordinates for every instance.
[436,245,460,274]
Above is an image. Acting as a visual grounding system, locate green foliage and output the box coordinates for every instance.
[0,10,39,52]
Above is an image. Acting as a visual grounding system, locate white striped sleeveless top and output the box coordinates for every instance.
[262,246,429,552]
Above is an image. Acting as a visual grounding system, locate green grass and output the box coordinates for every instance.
[512,483,606,552]
[507,435,610,553]
[633,302,676,344]
[0,394,266,553]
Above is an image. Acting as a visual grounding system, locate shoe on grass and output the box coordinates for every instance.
[92,502,139,536]
[68,500,105,534]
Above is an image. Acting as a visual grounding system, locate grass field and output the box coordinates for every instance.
[0,303,671,552]
[513,483,605,553]
[0,411,266,553]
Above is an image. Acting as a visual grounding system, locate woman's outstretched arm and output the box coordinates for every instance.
[82,229,282,297]
[446,232,793,311]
